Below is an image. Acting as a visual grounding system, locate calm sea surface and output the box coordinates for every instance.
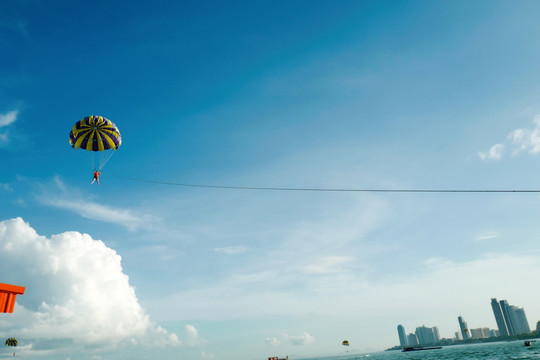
[301,341,540,360]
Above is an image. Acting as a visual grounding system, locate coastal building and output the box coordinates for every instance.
[415,325,438,345]
[470,329,483,339]
[491,298,531,336]
[433,327,440,342]
[509,306,530,334]
[491,298,509,337]
[455,331,463,340]
[397,325,407,347]
[470,328,490,339]
[458,316,470,340]
[499,300,517,336]
[407,333,419,346]
[481,328,491,338]
[536,321,540,332]
[489,329,499,337]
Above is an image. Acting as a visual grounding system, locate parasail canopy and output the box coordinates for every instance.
[5,338,17,347]
[342,340,349,346]
[69,115,121,152]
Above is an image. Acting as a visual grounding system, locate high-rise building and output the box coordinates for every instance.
[536,321,540,332]
[432,327,440,343]
[407,333,419,346]
[499,300,517,336]
[509,306,530,334]
[458,316,470,340]
[415,326,437,345]
[455,331,463,340]
[491,298,531,336]
[397,325,408,347]
[491,298,509,337]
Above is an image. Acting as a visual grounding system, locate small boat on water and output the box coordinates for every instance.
[524,340,537,346]
[402,346,442,352]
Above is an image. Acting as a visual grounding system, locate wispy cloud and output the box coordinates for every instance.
[214,246,248,255]
[0,110,17,127]
[0,110,18,145]
[479,115,540,161]
[474,231,499,241]
[265,332,315,347]
[48,198,151,231]
[265,337,281,347]
[200,350,215,359]
[289,332,315,345]
[36,177,159,231]
[303,256,355,275]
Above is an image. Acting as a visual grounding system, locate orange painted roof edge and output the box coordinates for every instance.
[0,283,26,295]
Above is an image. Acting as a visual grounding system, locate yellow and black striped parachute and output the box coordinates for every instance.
[342,340,349,346]
[69,115,121,170]
[69,115,121,151]
[5,337,17,347]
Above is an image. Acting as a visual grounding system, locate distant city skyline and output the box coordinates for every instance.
[397,298,533,346]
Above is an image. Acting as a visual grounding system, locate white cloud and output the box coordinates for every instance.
[507,116,540,155]
[0,110,18,145]
[479,115,540,160]
[182,325,208,348]
[303,256,355,275]
[186,324,199,338]
[214,246,248,255]
[474,231,499,241]
[289,332,315,345]
[0,183,12,192]
[201,350,215,359]
[478,143,504,161]
[0,110,17,127]
[266,333,315,347]
[47,197,151,231]
[36,177,158,231]
[265,337,281,347]
[0,218,179,353]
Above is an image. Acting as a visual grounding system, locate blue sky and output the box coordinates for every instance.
[2,1,540,359]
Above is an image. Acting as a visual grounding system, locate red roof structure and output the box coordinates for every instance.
[0,283,25,313]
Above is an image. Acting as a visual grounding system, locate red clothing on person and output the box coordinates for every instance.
[91,171,101,185]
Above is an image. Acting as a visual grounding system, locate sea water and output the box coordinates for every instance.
[300,341,540,360]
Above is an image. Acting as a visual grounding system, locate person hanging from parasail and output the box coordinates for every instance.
[91,170,101,185]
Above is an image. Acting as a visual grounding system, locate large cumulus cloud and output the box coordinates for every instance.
[0,218,179,351]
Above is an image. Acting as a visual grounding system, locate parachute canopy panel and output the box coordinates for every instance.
[342,340,349,346]
[0,283,26,313]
